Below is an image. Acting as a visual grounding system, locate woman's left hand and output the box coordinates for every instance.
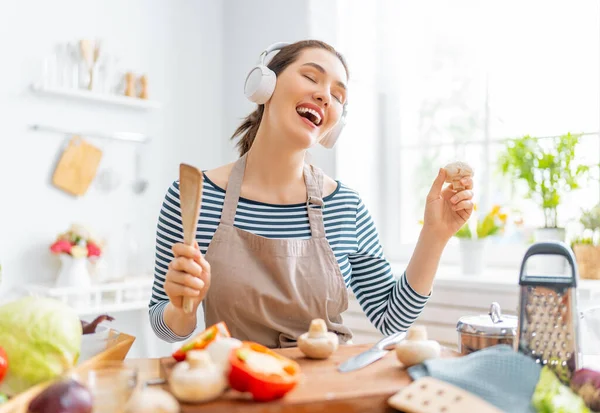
[423,168,474,241]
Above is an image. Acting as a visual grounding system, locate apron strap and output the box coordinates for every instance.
[221,154,327,239]
[220,153,247,226]
[303,163,327,239]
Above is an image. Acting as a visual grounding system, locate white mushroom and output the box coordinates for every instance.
[297,318,339,359]
[206,337,242,376]
[169,350,227,403]
[125,387,180,413]
[443,161,474,191]
[396,326,441,367]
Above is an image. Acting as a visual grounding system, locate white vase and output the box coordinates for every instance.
[532,227,567,275]
[56,255,91,288]
[459,238,487,276]
[55,255,92,309]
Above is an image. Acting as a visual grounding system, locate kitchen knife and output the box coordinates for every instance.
[338,331,407,373]
[179,163,204,314]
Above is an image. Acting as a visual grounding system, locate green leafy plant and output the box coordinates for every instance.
[455,205,508,240]
[498,133,591,228]
[572,204,600,247]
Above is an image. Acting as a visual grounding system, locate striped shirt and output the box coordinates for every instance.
[149,174,429,342]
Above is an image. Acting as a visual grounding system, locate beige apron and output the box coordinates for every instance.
[203,153,352,348]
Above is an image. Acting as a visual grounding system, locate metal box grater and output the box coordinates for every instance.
[517,241,582,378]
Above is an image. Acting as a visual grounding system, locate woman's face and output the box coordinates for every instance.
[266,48,348,149]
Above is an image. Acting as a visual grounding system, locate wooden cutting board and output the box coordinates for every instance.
[159,344,459,413]
[52,136,103,196]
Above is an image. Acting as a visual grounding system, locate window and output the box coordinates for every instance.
[335,0,600,267]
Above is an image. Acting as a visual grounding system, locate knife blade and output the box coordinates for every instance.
[338,348,388,373]
[338,331,407,373]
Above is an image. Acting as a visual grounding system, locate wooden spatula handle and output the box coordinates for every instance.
[179,164,204,314]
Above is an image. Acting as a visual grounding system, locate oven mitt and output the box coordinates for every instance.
[407,345,542,413]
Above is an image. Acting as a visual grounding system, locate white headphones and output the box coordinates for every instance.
[243,42,347,149]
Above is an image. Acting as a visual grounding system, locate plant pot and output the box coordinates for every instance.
[572,244,600,280]
[459,238,487,276]
[533,227,566,274]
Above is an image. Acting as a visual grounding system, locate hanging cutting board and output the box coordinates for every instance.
[159,343,459,413]
[52,136,103,196]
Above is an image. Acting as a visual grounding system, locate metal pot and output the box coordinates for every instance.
[456,302,518,355]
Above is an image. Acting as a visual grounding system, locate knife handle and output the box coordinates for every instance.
[377,331,407,351]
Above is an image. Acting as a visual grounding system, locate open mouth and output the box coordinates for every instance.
[296,106,322,127]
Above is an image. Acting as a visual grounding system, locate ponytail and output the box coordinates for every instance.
[230,105,264,157]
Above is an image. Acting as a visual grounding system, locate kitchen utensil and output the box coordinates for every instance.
[52,135,103,196]
[387,377,504,413]
[517,241,583,374]
[132,146,148,194]
[337,331,406,373]
[456,302,518,355]
[179,164,204,314]
[160,343,459,413]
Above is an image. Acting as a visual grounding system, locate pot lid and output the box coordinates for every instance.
[456,302,518,336]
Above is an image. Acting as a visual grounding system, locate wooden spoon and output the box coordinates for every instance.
[179,164,204,314]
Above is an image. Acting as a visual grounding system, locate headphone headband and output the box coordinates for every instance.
[259,42,291,66]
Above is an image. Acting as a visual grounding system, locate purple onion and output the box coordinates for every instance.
[571,368,600,411]
[28,379,93,413]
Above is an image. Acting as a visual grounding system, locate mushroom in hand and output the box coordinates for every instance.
[169,350,227,403]
[297,318,339,359]
[395,326,441,368]
[443,161,474,191]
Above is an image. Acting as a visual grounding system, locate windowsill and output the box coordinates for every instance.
[390,261,600,303]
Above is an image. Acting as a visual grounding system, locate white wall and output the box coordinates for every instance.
[0,0,223,357]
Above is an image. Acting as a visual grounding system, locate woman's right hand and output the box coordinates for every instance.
[164,241,211,314]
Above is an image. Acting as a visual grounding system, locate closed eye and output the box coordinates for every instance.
[303,74,316,83]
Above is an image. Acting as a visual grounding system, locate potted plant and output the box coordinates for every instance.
[455,205,508,275]
[571,204,600,280]
[497,132,591,243]
[50,224,102,289]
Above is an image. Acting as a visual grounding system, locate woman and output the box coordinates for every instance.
[149,40,474,348]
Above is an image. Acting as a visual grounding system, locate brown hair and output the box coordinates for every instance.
[230,40,349,156]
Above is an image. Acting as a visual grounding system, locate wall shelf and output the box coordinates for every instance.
[20,277,154,316]
[30,84,161,111]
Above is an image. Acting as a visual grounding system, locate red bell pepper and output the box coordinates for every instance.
[171,322,231,362]
[228,342,301,402]
[0,345,8,384]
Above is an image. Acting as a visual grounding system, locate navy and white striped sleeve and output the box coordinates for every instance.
[348,198,430,336]
[148,181,195,343]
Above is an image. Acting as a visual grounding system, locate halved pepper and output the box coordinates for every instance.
[228,342,301,402]
[171,322,231,362]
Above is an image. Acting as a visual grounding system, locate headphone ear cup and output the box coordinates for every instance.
[244,65,276,104]
[320,115,346,148]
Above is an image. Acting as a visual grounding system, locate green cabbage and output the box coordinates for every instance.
[0,297,82,396]
[532,366,591,413]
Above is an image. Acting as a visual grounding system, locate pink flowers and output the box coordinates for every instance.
[49,224,102,259]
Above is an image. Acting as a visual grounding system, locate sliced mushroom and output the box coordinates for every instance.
[298,318,339,359]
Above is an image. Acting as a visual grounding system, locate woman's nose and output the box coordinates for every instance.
[314,90,330,106]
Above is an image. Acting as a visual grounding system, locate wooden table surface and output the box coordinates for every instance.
[124,344,459,413]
